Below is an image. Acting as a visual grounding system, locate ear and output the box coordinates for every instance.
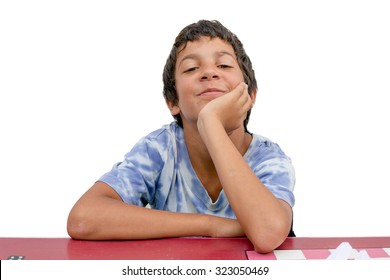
[250,89,257,107]
[165,99,181,116]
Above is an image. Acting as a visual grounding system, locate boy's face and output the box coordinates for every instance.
[168,36,245,128]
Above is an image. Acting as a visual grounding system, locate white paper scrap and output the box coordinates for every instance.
[327,242,354,260]
[355,250,371,260]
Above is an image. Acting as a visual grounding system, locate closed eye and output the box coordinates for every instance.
[183,67,198,73]
[218,64,233,69]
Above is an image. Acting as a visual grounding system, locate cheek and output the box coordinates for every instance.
[175,80,195,103]
[175,77,191,92]
[226,72,245,88]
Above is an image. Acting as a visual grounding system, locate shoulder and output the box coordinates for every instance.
[141,122,181,146]
[248,134,296,202]
[246,133,294,176]
[129,122,182,157]
[248,134,290,160]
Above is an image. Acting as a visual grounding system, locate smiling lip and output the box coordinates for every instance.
[198,88,225,97]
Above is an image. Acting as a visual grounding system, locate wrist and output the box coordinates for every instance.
[197,112,224,139]
[191,213,215,237]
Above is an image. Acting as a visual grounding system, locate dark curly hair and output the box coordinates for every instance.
[162,20,257,133]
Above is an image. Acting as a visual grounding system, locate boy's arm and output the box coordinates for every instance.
[197,83,293,253]
[67,181,244,240]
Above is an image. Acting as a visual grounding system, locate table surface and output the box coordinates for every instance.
[1,236,390,260]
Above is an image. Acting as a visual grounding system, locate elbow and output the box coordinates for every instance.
[252,238,282,254]
[67,210,95,240]
[249,223,290,254]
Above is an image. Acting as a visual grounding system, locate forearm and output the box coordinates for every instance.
[198,118,292,252]
[67,184,243,240]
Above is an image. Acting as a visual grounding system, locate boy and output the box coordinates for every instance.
[67,20,295,253]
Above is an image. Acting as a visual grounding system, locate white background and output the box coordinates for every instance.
[1,0,389,238]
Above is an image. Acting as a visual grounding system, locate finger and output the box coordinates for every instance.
[236,82,248,97]
[238,86,252,109]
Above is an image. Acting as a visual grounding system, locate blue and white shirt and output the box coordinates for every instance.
[99,122,295,219]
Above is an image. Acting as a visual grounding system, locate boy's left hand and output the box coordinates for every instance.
[198,82,253,135]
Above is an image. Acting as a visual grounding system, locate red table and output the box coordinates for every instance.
[1,237,390,260]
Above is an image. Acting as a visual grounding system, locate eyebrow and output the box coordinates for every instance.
[177,51,236,68]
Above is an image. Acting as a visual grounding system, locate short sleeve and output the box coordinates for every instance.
[98,135,165,206]
[247,136,295,207]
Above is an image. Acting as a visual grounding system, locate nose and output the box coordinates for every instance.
[201,68,220,81]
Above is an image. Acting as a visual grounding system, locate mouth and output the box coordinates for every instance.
[198,88,225,98]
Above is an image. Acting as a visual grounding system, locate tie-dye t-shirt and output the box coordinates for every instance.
[98,122,295,219]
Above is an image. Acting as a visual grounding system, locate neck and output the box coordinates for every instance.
[182,123,252,202]
[183,124,252,175]
[183,124,214,169]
